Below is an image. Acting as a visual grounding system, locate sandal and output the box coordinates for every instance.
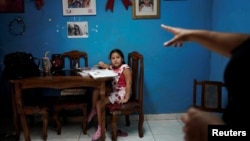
[92,126,101,141]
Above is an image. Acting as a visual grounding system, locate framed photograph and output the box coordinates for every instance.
[132,0,160,19]
[62,0,96,16]
[67,21,88,38]
[0,0,24,13]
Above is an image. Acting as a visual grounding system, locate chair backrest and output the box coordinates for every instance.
[127,51,144,103]
[193,79,228,113]
[62,50,88,69]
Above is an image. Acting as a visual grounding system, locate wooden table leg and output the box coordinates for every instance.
[14,84,31,141]
[100,82,106,141]
[11,83,20,139]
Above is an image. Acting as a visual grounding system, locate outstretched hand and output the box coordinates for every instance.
[181,107,224,141]
[161,24,191,47]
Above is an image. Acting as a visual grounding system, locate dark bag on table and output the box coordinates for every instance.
[2,52,41,79]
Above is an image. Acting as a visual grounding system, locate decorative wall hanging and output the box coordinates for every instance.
[0,0,24,13]
[106,0,132,12]
[9,17,25,36]
[62,0,96,16]
[132,0,160,19]
[67,21,88,38]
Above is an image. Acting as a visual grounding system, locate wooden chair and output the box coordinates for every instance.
[53,50,88,135]
[12,87,56,141]
[106,51,144,141]
[61,50,88,69]
[193,79,228,113]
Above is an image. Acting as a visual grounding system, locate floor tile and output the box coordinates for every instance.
[154,134,184,141]
[147,119,183,135]
[1,115,184,141]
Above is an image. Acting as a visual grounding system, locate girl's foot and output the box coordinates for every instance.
[88,109,97,123]
[92,125,101,141]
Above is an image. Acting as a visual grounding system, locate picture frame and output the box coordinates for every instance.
[0,0,24,13]
[62,0,96,16]
[67,21,88,38]
[132,0,160,19]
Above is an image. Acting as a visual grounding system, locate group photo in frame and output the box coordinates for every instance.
[132,0,160,19]
[0,0,24,13]
[67,21,88,38]
[62,0,96,16]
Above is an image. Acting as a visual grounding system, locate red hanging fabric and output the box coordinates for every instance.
[106,0,115,12]
[36,0,44,10]
[106,0,131,12]
[122,0,132,10]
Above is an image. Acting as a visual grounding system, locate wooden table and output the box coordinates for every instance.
[11,71,111,141]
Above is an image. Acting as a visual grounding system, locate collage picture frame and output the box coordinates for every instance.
[62,0,96,16]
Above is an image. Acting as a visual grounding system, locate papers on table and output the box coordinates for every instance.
[77,69,117,79]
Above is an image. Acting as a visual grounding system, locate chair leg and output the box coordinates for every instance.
[53,107,62,135]
[111,114,118,141]
[125,115,130,126]
[138,112,144,138]
[81,104,87,135]
[42,111,48,141]
[20,113,31,141]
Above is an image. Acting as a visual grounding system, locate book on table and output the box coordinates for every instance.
[78,69,117,79]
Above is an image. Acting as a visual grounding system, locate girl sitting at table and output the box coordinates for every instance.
[88,48,132,140]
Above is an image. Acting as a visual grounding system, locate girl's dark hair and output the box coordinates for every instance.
[109,48,126,64]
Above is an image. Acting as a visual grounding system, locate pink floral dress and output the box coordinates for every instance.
[108,64,130,104]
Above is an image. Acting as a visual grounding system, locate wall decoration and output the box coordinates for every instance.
[67,21,88,38]
[62,0,96,16]
[9,17,25,36]
[132,0,160,19]
[0,0,24,13]
[106,0,132,12]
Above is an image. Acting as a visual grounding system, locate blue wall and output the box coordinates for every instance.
[1,0,237,114]
[210,0,250,81]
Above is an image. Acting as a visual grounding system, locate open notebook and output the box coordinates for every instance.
[78,69,117,79]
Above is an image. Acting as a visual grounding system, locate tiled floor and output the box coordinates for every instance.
[0,114,183,141]
[1,115,184,141]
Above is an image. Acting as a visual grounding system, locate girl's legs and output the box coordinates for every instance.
[88,83,112,123]
[92,97,110,141]
[87,89,99,123]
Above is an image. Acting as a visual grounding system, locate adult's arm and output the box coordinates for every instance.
[161,24,250,57]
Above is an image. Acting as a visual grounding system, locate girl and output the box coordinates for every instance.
[89,49,132,140]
